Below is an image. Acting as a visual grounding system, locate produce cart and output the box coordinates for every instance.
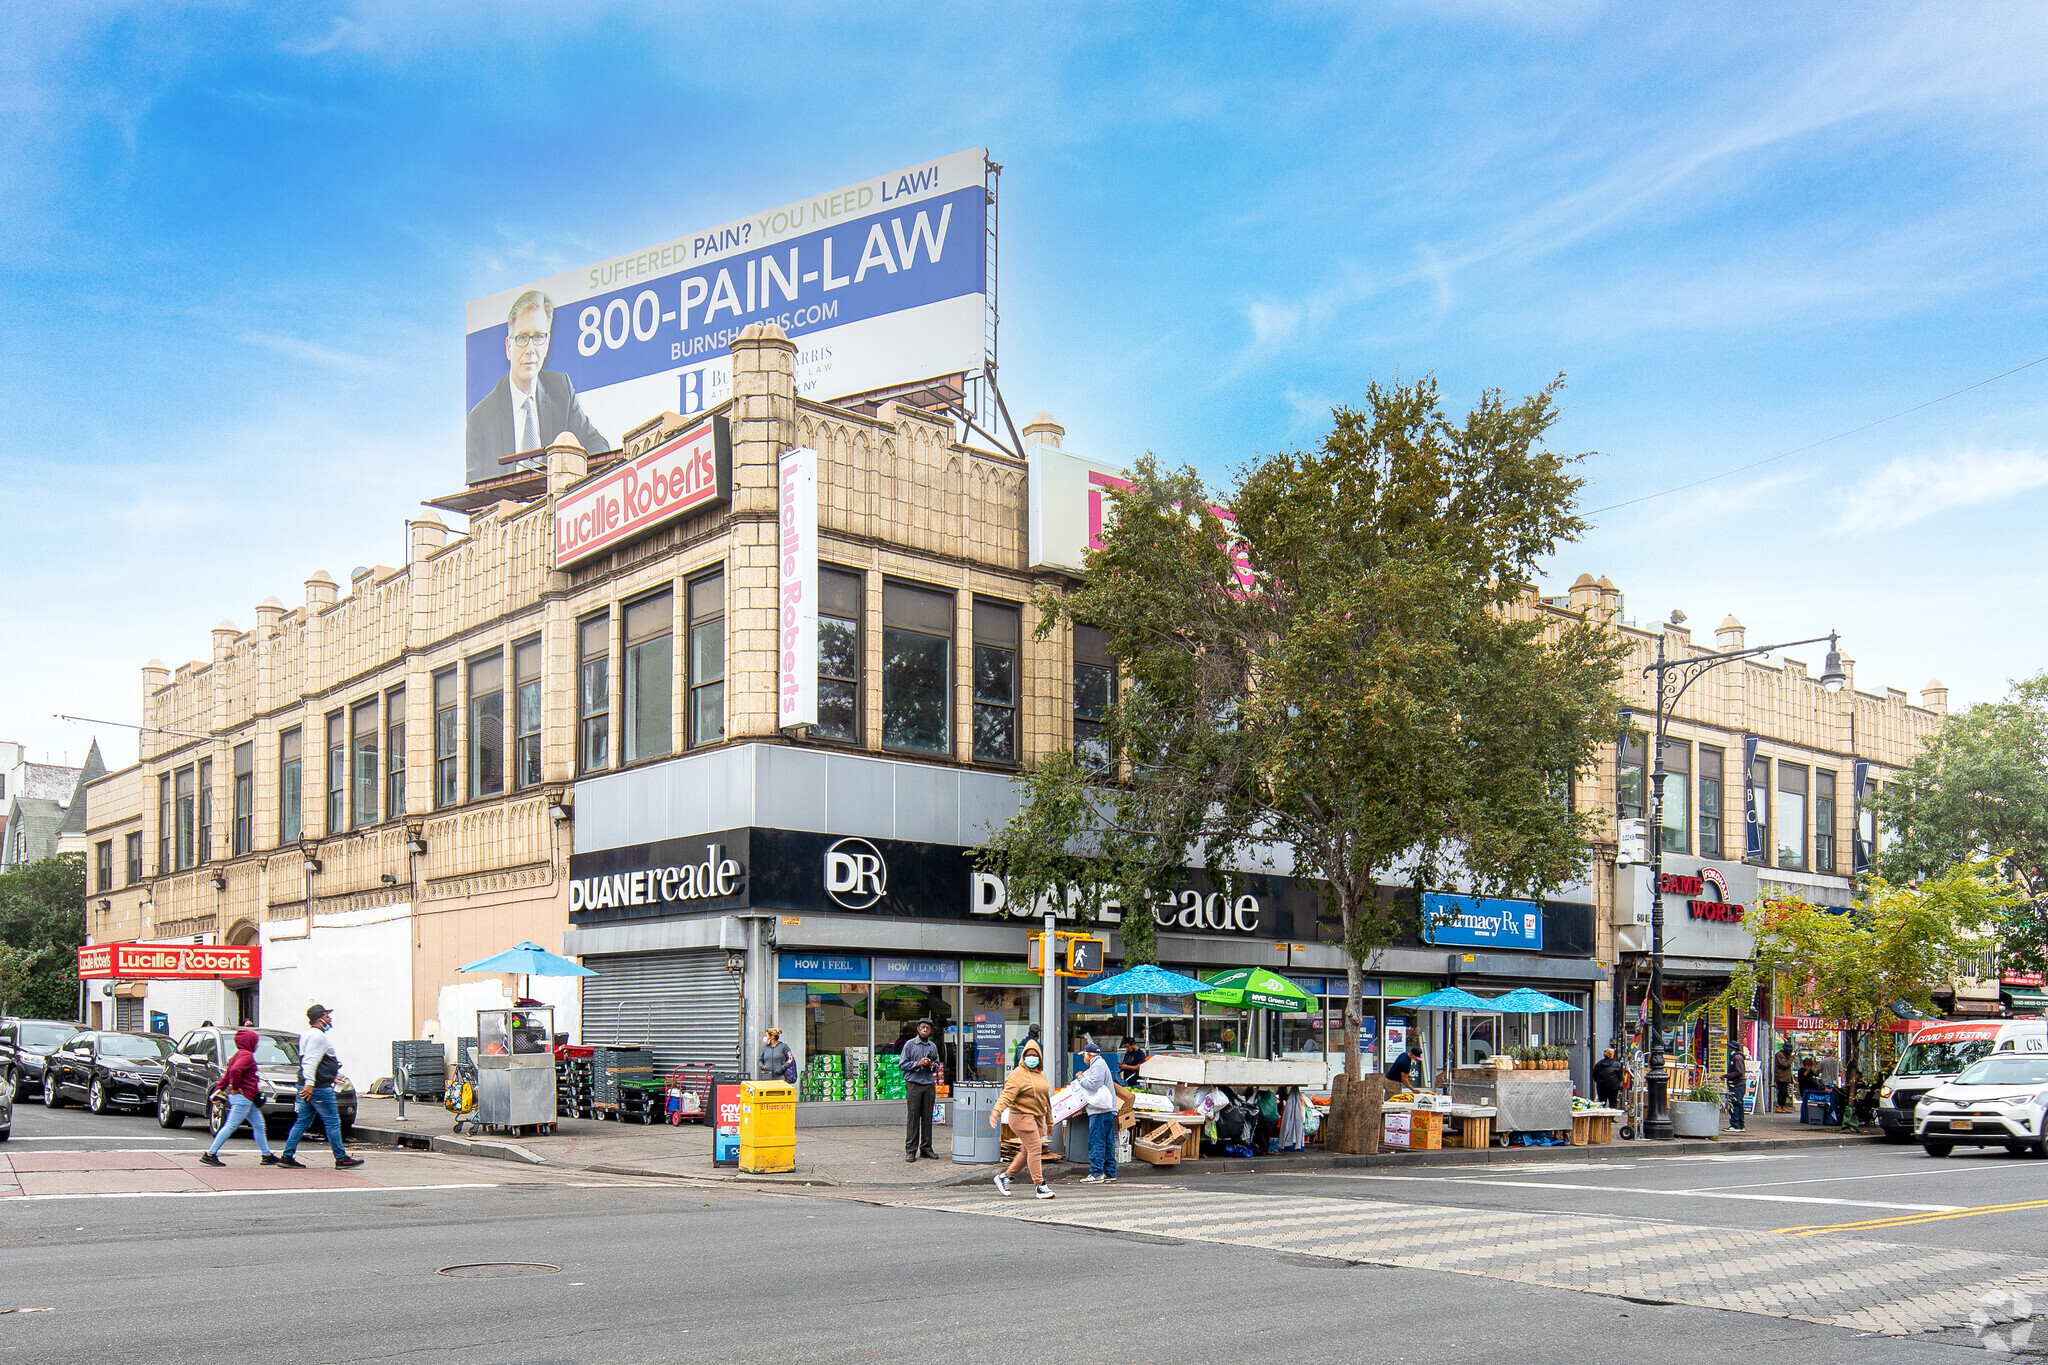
[462,1005,559,1136]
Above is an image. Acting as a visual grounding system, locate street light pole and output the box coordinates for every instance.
[1639,627,1845,1142]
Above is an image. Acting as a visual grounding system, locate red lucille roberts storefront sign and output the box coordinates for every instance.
[77,943,261,980]
[554,414,732,568]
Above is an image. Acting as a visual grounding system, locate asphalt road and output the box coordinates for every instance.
[7,1081,344,1148]
[4,1115,2038,1365]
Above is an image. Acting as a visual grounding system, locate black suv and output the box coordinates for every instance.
[156,1026,356,1139]
[1,1017,84,1100]
[43,1030,176,1113]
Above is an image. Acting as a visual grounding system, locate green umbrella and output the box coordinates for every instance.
[1196,966,1317,1012]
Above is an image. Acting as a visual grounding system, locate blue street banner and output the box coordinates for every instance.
[1421,893,1544,951]
[464,149,989,485]
[1744,734,1763,859]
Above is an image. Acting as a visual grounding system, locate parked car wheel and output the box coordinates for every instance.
[207,1096,227,1136]
[156,1086,185,1129]
[87,1078,110,1114]
[43,1076,66,1108]
[1922,1141,1953,1157]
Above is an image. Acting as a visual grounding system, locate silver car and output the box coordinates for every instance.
[1914,1052,2048,1157]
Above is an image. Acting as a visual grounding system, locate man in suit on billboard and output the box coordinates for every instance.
[464,289,611,484]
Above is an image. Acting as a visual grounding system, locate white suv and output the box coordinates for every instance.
[1914,1052,2048,1157]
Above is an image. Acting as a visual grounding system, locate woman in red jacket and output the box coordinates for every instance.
[200,1029,279,1167]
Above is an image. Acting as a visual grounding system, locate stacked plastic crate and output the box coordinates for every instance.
[592,1045,654,1117]
[390,1040,446,1100]
[556,1045,595,1118]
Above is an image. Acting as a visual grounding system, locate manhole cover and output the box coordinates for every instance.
[437,1263,561,1279]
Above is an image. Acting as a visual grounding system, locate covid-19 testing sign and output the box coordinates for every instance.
[464,149,990,484]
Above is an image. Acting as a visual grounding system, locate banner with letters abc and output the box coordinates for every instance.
[463,149,989,485]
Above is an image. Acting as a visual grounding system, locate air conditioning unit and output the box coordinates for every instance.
[1616,819,1649,867]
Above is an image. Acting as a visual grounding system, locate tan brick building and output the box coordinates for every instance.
[83,322,1950,1112]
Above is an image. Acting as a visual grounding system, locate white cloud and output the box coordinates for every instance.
[1833,447,2048,535]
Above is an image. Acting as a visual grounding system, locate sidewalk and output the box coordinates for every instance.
[350,1097,1886,1190]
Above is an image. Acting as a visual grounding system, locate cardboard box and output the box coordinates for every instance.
[1133,1137,1182,1166]
[1409,1111,1442,1151]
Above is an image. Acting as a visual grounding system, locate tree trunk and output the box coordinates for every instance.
[1328,1072,1383,1155]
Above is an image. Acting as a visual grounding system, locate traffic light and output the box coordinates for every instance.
[1066,938,1104,975]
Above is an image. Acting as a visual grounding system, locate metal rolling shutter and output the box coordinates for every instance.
[115,997,142,1032]
[580,950,741,1074]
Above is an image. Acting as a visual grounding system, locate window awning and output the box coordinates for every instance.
[2003,988,2048,1015]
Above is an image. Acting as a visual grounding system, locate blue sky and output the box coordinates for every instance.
[4,2,2045,769]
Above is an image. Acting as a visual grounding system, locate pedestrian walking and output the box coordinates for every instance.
[760,1027,794,1083]
[1072,1043,1119,1183]
[1772,1041,1794,1113]
[991,1040,1054,1199]
[198,1028,278,1168]
[1592,1047,1624,1109]
[280,1004,363,1169]
[899,1019,943,1161]
[1726,1044,1748,1130]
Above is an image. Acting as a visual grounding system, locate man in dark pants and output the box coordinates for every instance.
[1726,1045,1748,1130]
[899,1019,943,1162]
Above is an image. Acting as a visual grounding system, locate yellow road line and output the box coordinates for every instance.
[1774,1196,2048,1236]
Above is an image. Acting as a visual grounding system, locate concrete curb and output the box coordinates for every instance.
[352,1124,547,1166]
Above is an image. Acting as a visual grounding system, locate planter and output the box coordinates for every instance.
[1671,1099,1721,1138]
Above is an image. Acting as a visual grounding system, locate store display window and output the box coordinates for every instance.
[962,984,1041,1082]
[781,980,872,1102]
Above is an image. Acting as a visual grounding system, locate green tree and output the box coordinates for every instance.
[1871,674,2048,975]
[1714,862,2021,1127]
[0,853,88,1020]
[979,376,1624,1143]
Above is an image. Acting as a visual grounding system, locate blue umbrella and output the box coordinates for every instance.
[1076,964,1208,997]
[1488,987,1579,1015]
[1399,986,1497,1012]
[459,940,595,1001]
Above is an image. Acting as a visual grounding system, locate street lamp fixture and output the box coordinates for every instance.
[1640,627,1843,1141]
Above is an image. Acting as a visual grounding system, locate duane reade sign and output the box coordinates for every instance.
[554,414,731,568]
[465,148,990,485]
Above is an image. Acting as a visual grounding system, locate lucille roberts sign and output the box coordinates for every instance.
[554,414,731,568]
[77,943,262,980]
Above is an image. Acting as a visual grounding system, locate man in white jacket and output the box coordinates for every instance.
[1074,1044,1120,1183]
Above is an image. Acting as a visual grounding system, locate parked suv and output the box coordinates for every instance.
[155,1025,356,1139]
[1878,1019,2048,1139]
[42,1030,176,1113]
[1,1017,84,1101]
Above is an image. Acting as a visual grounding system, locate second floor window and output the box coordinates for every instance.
[470,651,505,798]
[232,742,253,855]
[625,592,674,762]
[125,832,142,885]
[1777,762,1808,870]
[973,599,1020,764]
[882,580,952,755]
[386,688,406,819]
[1616,733,1646,822]
[1697,744,1724,859]
[815,568,862,743]
[352,697,379,827]
[515,637,543,787]
[158,774,172,874]
[325,712,345,834]
[95,840,112,892]
[196,758,213,863]
[1815,769,1836,873]
[175,765,196,869]
[1073,624,1116,772]
[688,573,725,747]
[435,669,459,807]
[279,729,302,844]
[1658,739,1689,855]
[579,614,610,773]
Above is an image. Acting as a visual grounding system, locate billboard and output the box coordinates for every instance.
[1027,443,1255,588]
[465,149,989,485]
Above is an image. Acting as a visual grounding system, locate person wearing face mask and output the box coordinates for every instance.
[280,1004,363,1170]
[991,1040,1054,1199]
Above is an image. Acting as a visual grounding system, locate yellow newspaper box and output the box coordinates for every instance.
[738,1080,796,1173]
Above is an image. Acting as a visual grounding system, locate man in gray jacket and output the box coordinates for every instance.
[899,1019,943,1162]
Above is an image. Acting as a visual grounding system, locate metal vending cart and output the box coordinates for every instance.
[463,1006,559,1136]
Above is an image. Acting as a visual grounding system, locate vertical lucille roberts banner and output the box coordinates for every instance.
[778,446,820,728]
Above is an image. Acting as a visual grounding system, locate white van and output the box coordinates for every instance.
[1877,1018,2048,1139]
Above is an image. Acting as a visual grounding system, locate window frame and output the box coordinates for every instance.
[1697,744,1724,859]
[196,758,213,864]
[1072,623,1118,773]
[880,579,955,757]
[278,728,302,845]
[125,832,143,886]
[385,687,407,819]
[1657,738,1690,855]
[813,566,863,745]
[1815,769,1837,874]
[158,774,171,874]
[513,635,543,789]
[687,571,726,750]
[469,649,506,800]
[325,711,345,835]
[232,742,253,856]
[175,765,196,870]
[350,696,379,828]
[1777,761,1808,870]
[95,840,113,892]
[1616,733,1646,823]
[433,668,459,808]
[624,590,677,762]
[971,597,1021,766]
[578,612,612,775]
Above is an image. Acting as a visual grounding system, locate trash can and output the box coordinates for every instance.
[738,1080,797,1173]
[951,1082,1002,1164]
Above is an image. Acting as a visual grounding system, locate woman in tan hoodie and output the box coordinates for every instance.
[992,1039,1055,1198]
